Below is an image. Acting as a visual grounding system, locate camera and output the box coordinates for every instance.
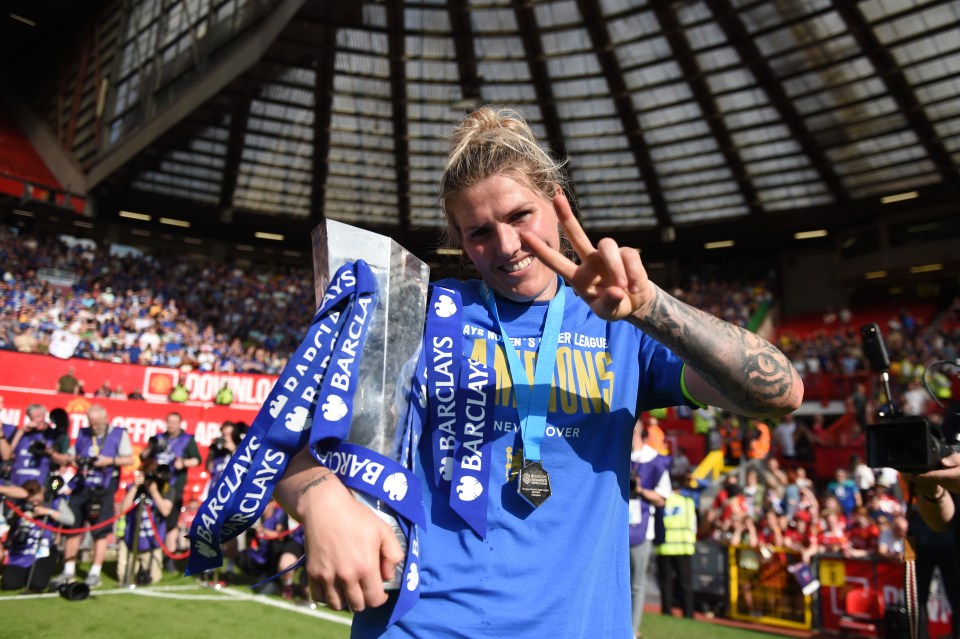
[861,323,960,473]
[45,474,65,502]
[76,456,98,476]
[144,464,171,487]
[27,439,49,457]
[58,580,90,601]
[144,435,167,459]
[210,437,229,457]
[83,487,109,522]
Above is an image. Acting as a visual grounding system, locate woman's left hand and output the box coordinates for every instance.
[523,192,654,322]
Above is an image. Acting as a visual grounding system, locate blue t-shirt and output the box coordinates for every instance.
[354,279,691,639]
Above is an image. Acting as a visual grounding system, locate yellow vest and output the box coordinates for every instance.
[656,493,696,556]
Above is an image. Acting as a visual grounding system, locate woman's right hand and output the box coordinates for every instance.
[275,448,404,611]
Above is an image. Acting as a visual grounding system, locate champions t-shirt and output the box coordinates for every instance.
[353,279,692,639]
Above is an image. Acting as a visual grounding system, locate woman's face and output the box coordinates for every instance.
[449,174,560,303]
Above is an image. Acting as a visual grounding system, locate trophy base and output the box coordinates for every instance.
[353,491,406,590]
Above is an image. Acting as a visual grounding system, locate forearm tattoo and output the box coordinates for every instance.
[635,284,798,415]
[296,468,333,499]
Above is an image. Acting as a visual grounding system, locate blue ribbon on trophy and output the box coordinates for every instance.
[309,220,430,624]
[186,260,375,575]
[188,219,432,625]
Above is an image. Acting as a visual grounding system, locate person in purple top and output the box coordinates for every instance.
[118,458,173,586]
[141,411,201,569]
[0,404,70,488]
[0,479,74,592]
[628,423,672,638]
[53,404,134,589]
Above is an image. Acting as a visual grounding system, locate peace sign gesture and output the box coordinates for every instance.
[523,192,655,322]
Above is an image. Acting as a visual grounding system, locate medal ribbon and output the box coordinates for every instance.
[186,261,373,576]
[480,278,566,464]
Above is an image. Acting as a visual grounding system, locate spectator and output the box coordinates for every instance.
[877,515,908,560]
[628,423,671,637]
[742,468,765,519]
[850,454,875,498]
[846,506,880,554]
[746,419,770,460]
[757,507,784,549]
[214,382,233,406]
[56,366,80,394]
[869,475,905,521]
[772,413,798,459]
[168,376,189,403]
[670,447,691,482]
[826,468,860,517]
[719,413,742,466]
[93,381,112,398]
[127,387,145,400]
[903,378,929,416]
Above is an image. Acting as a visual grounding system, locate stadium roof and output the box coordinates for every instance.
[2,0,959,264]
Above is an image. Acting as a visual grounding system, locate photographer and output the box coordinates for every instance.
[201,421,245,583]
[53,404,133,588]
[0,478,74,592]
[117,459,173,586]
[140,411,200,570]
[204,421,238,491]
[0,404,70,487]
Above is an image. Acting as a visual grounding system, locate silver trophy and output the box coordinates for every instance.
[312,219,430,588]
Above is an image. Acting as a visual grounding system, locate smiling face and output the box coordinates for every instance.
[450,174,560,303]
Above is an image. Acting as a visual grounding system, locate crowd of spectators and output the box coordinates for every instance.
[703,453,908,564]
[0,229,313,374]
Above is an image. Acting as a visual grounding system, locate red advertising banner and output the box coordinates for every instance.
[819,555,953,638]
[0,351,276,407]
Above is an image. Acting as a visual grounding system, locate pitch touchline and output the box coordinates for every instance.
[0,583,352,626]
[218,588,352,625]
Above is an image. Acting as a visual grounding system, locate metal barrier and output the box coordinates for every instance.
[727,545,814,630]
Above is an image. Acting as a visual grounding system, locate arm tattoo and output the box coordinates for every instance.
[296,468,333,499]
[634,284,798,415]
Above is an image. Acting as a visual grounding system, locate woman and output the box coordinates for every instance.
[276,106,802,638]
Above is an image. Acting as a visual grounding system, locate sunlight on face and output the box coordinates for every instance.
[450,175,560,303]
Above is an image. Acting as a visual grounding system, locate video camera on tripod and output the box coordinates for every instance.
[862,323,960,473]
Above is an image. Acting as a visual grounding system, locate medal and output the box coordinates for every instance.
[517,460,551,507]
[481,278,566,510]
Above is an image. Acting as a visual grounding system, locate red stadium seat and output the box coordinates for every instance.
[838,588,885,638]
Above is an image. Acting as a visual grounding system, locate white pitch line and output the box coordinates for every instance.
[0,584,205,601]
[0,582,353,628]
[219,587,352,626]
[131,590,243,602]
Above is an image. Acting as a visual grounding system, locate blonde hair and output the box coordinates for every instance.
[439,106,569,248]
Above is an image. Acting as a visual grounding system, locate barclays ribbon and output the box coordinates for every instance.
[307,272,430,625]
[425,286,462,492]
[448,355,494,537]
[186,261,373,576]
